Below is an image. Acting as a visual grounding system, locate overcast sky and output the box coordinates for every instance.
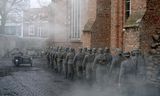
[30,0,51,8]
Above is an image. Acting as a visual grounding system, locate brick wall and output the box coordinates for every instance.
[90,0,111,48]
[81,0,96,48]
[70,42,82,50]
[110,0,146,50]
[80,0,91,37]
[131,0,146,14]
[86,0,97,21]
[123,27,140,52]
[85,0,147,49]
[48,0,148,50]
[140,0,160,53]
[123,0,147,52]
[140,0,160,83]
[110,0,124,50]
[82,31,91,48]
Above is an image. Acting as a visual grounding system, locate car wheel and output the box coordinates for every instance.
[14,63,16,66]
[15,62,18,66]
[17,64,20,67]
[30,62,33,67]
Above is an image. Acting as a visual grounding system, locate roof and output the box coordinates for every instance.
[83,19,95,32]
[125,11,145,28]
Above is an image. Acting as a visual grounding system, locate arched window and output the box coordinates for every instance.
[125,0,131,20]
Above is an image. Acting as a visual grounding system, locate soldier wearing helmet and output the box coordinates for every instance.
[62,47,69,78]
[109,48,124,85]
[92,48,110,88]
[55,47,63,73]
[119,52,137,96]
[73,47,85,79]
[66,48,75,80]
[82,48,95,85]
[131,49,146,80]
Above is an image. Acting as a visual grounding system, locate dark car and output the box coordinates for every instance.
[13,56,33,67]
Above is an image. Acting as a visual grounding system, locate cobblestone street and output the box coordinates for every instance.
[0,58,125,96]
[0,58,72,96]
[0,57,160,96]
[0,58,119,96]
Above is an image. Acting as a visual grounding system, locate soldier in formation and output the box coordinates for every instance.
[119,52,137,96]
[109,48,124,85]
[131,49,146,80]
[66,48,75,80]
[55,47,63,73]
[82,48,95,85]
[92,48,111,88]
[73,48,85,79]
[45,46,149,95]
[62,48,69,78]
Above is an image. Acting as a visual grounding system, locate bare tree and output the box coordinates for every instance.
[0,0,24,34]
[38,0,51,7]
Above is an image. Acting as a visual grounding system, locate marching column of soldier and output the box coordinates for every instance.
[45,46,151,96]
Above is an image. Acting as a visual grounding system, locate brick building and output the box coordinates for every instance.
[140,0,160,53]
[49,0,159,54]
[123,0,147,51]
[82,0,147,52]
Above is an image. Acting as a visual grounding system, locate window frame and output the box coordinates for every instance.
[125,0,131,20]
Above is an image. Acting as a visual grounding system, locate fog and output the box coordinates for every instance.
[30,0,51,8]
[61,83,120,96]
[59,79,146,96]
[0,0,51,57]
[47,0,69,45]
[0,0,86,57]
[0,1,160,96]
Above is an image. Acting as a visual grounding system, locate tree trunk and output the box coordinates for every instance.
[0,15,6,34]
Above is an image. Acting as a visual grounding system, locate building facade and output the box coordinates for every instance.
[47,0,68,46]
[140,0,160,53]
[49,0,159,54]
[82,0,147,52]
[4,0,30,36]
[23,7,50,38]
[123,0,146,51]
[68,0,88,48]
[48,0,89,48]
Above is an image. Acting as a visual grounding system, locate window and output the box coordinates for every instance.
[70,0,81,40]
[37,25,41,37]
[29,25,35,36]
[125,0,131,20]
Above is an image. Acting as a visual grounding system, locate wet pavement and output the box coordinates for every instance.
[1,58,160,96]
[0,58,126,96]
[0,58,71,96]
